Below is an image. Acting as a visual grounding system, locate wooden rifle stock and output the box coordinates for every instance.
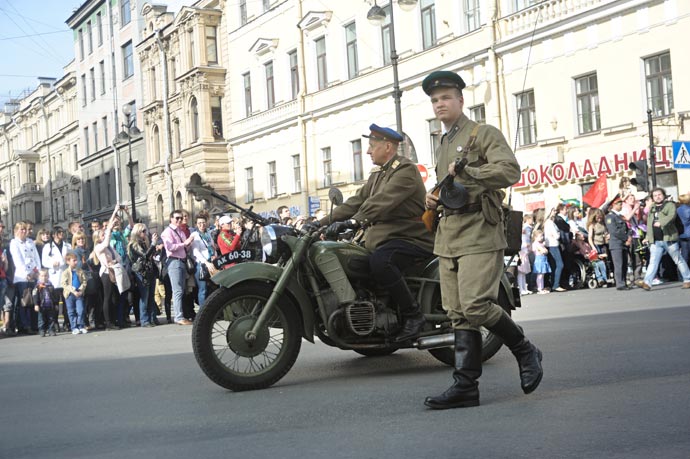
[422,174,453,233]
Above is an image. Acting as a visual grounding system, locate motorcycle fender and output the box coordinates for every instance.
[418,258,518,311]
[211,262,315,342]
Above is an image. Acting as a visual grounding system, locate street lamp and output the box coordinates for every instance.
[367,0,417,137]
[117,104,141,222]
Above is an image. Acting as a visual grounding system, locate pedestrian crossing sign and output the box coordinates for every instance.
[672,141,690,169]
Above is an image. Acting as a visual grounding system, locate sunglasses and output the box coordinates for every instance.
[173,216,183,221]
[142,229,148,233]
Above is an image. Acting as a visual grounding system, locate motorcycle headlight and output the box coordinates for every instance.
[261,224,294,263]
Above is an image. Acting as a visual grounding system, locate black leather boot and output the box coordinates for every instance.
[387,279,425,342]
[424,329,482,409]
[487,313,543,394]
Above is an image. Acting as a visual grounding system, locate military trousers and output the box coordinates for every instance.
[439,250,505,331]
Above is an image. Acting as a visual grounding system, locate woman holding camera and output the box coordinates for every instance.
[127,223,159,327]
[10,221,42,334]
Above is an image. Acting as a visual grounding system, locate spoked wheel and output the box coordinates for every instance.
[426,285,509,366]
[192,282,302,391]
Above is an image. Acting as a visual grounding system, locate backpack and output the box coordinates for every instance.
[674,214,685,236]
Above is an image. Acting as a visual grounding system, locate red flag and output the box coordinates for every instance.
[583,174,608,208]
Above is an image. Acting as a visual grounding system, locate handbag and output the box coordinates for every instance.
[587,248,599,262]
[185,254,196,274]
[108,267,117,284]
[21,287,33,308]
[199,263,210,281]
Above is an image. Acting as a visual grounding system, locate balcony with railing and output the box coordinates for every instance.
[501,0,607,37]
[230,99,299,140]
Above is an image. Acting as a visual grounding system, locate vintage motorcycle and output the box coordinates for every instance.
[189,185,521,392]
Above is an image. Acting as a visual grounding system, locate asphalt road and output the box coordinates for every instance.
[2,282,689,459]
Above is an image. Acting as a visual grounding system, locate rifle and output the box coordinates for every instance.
[187,184,270,226]
[422,158,468,233]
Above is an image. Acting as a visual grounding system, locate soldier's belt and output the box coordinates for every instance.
[442,203,483,218]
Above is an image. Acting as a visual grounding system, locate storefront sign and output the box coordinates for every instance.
[514,147,671,188]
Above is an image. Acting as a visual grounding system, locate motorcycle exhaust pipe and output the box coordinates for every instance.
[414,333,454,350]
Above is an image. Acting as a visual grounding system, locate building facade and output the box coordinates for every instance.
[225,0,690,217]
[66,0,149,224]
[0,65,80,231]
[137,0,232,230]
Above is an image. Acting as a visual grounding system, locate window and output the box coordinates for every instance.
[352,140,363,182]
[94,177,101,209]
[516,90,536,146]
[78,29,84,60]
[289,50,299,100]
[322,147,332,187]
[104,172,111,206]
[645,52,673,117]
[245,167,254,203]
[464,0,480,32]
[81,74,87,106]
[188,29,196,68]
[575,73,600,134]
[381,4,392,66]
[206,26,218,64]
[85,180,92,211]
[173,119,181,156]
[428,119,442,166]
[121,0,131,26]
[122,41,134,79]
[73,144,79,170]
[243,72,252,116]
[132,162,140,197]
[97,12,103,46]
[99,61,106,94]
[28,163,37,183]
[315,36,328,90]
[469,104,486,124]
[152,125,161,164]
[211,96,223,138]
[84,126,90,156]
[421,0,437,50]
[151,66,157,100]
[87,21,93,54]
[292,154,301,193]
[92,121,98,151]
[102,116,109,146]
[240,0,247,26]
[345,22,358,79]
[265,61,275,109]
[89,67,96,101]
[190,97,199,142]
[515,0,541,12]
[268,161,277,198]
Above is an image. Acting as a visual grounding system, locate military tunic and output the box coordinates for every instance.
[322,154,434,253]
[433,114,521,330]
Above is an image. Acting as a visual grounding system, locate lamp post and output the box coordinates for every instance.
[367,0,417,136]
[118,104,141,222]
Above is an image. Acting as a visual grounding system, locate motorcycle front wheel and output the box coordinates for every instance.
[192,281,302,391]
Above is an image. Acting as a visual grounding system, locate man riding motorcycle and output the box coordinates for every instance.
[318,123,434,342]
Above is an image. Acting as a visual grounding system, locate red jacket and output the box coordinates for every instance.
[217,229,241,268]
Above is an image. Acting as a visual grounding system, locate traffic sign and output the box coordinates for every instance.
[672,141,690,169]
[416,163,429,183]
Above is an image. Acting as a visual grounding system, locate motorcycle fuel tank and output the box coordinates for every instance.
[309,241,371,281]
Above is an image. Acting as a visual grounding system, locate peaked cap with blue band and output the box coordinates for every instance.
[362,123,404,143]
[422,71,466,95]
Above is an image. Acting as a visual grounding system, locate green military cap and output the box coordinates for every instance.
[422,70,466,95]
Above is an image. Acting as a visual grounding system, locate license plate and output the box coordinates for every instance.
[213,250,255,268]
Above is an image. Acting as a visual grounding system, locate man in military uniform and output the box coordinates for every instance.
[422,71,543,409]
[321,124,434,342]
[605,194,632,290]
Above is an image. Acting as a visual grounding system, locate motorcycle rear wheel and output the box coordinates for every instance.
[192,282,302,391]
[427,285,511,365]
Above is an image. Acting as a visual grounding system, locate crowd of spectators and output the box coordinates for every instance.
[0,202,322,337]
[516,183,690,294]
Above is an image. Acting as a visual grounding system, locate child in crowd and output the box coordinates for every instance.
[61,252,88,335]
[518,214,533,295]
[531,229,552,294]
[33,269,58,337]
